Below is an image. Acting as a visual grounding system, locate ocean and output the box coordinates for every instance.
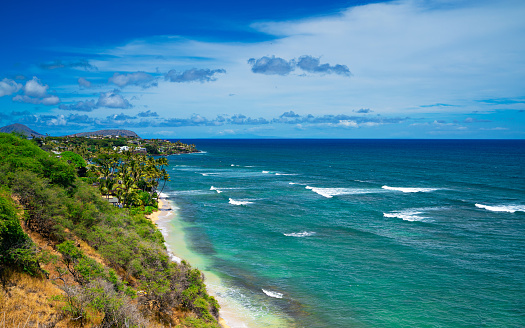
[156,139,525,327]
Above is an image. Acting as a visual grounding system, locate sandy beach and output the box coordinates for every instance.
[146,196,231,328]
[146,196,172,223]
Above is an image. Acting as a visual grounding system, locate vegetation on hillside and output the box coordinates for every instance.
[0,133,220,327]
[33,135,197,157]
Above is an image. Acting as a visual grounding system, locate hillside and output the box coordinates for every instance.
[0,133,220,328]
[0,123,45,138]
[67,129,140,138]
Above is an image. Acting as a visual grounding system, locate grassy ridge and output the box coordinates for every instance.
[0,133,220,327]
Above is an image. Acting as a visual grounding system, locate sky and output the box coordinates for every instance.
[0,0,524,138]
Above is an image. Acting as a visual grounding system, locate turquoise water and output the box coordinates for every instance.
[162,139,525,327]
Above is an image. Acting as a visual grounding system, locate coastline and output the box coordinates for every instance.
[147,194,232,328]
[146,196,170,223]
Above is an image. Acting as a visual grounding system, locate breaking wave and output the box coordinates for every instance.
[383,210,429,222]
[262,289,283,299]
[475,204,525,213]
[284,231,316,237]
[305,186,380,198]
[382,185,439,193]
[229,198,254,206]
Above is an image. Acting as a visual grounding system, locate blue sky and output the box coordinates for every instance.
[0,0,524,138]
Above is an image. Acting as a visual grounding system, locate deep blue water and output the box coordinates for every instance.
[163,139,525,327]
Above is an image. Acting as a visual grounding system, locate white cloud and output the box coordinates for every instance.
[78,77,92,88]
[24,76,49,98]
[11,76,61,105]
[0,78,22,97]
[96,91,131,109]
[89,0,524,122]
[109,72,156,87]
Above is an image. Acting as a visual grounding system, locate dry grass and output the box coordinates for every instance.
[6,196,201,328]
[0,270,67,327]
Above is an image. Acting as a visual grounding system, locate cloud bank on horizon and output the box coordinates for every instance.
[0,0,524,138]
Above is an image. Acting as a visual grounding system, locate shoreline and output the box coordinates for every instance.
[146,196,170,223]
[147,195,232,328]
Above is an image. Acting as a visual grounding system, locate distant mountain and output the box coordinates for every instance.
[67,129,141,138]
[0,123,45,138]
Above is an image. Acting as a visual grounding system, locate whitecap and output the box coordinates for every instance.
[201,173,219,176]
[383,210,428,222]
[262,289,283,299]
[475,203,525,213]
[229,198,253,206]
[275,173,297,176]
[382,185,439,193]
[210,186,223,193]
[262,171,270,174]
[284,231,316,237]
[305,186,379,198]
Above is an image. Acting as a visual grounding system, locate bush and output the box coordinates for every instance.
[0,190,40,281]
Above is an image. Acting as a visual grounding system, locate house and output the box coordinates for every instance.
[106,197,120,207]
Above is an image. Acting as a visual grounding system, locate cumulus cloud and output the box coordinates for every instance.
[67,114,95,124]
[13,94,60,105]
[0,78,22,97]
[229,114,269,125]
[137,110,159,117]
[109,72,157,88]
[96,91,131,109]
[78,77,92,88]
[23,77,49,98]
[247,56,295,75]
[272,112,405,127]
[11,77,60,105]
[165,68,226,83]
[281,110,300,118]
[106,113,136,121]
[59,100,97,112]
[39,60,97,71]
[160,114,210,127]
[355,108,372,113]
[296,56,351,76]
[248,55,351,76]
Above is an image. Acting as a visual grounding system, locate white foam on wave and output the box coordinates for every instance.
[262,289,283,299]
[262,171,270,174]
[475,203,525,213]
[201,172,220,176]
[229,198,254,206]
[383,210,429,222]
[305,186,379,198]
[283,231,316,237]
[382,185,439,193]
[275,173,297,176]
[210,186,223,193]
[158,192,169,199]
